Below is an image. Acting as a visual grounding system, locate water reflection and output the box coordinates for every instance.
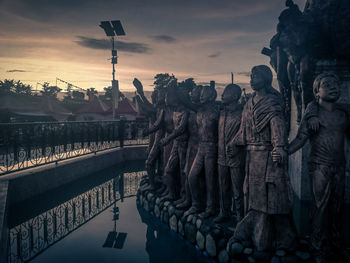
[8,169,146,263]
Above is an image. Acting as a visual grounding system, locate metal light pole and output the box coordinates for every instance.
[99,20,125,119]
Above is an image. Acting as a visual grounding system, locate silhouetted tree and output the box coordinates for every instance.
[40,82,62,98]
[72,90,85,100]
[153,73,176,89]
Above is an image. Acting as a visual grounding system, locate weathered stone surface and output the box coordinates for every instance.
[192,215,197,224]
[229,242,244,256]
[275,250,286,257]
[155,197,160,205]
[247,256,256,263]
[163,201,170,207]
[206,234,217,257]
[178,220,184,236]
[184,223,196,243]
[218,250,229,263]
[196,218,202,229]
[196,231,205,250]
[270,256,281,263]
[168,205,176,216]
[295,251,310,260]
[169,215,178,232]
[243,247,253,255]
[154,205,160,218]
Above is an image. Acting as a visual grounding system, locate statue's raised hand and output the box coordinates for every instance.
[133,78,144,95]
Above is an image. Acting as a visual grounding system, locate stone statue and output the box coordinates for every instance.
[288,72,350,263]
[133,78,164,191]
[159,80,189,201]
[214,84,245,223]
[184,85,219,219]
[176,85,203,209]
[229,65,296,251]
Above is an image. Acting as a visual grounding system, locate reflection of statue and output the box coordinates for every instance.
[230,65,296,251]
[184,85,219,219]
[214,84,244,223]
[134,78,165,191]
[288,73,350,263]
[160,80,189,201]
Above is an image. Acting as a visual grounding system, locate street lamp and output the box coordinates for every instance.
[99,20,126,119]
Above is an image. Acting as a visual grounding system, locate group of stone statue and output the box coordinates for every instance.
[135,65,349,262]
[135,1,350,262]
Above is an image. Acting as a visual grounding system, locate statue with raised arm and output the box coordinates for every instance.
[159,80,189,201]
[134,78,166,191]
[184,85,219,219]
[229,65,296,251]
[175,85,203,209]
[288,72,350,263]
[214,84,245,223]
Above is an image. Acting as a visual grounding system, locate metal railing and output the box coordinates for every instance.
[8,170,146,263]
[0,120,149,175]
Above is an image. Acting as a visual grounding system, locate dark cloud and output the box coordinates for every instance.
[149,35,176,43]
[208,52,221,58]
[6,69,28,73]
[75,36,151,54]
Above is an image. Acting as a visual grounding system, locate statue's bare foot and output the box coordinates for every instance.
[140,183,156,191]
[176,200,191,210]
[174,197,185,205]
[184,206,201,217]
[159,193,175,202]
[214,213,231,223]
[199,209,217,219]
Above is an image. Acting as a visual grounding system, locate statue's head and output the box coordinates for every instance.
[313,72,340,102]
[285,0,293,7]
[250,65,273,91]
[165,79,178,107]
[190,85,202,104]
[200,85,217,104]
[222,84,241,105]
[156,88,166,106]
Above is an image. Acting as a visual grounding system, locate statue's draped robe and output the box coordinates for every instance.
[233,92,296,251]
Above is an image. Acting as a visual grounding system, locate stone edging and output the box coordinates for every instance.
[137,176,313,263]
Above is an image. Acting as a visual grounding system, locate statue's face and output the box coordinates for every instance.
[165,91,177,107]
[222,88,237,105]
[190,86,201,103]
[156,90,165,106]
[318,77,340,102]
[200,86,214,104]
[250,71,265,91]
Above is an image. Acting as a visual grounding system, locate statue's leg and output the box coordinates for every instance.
[329,165,345,251]
[309,163,332,259]
[160,143,179,201]
[184,149,204,217]
[174,142,188,205]
[214,165,232,223]
[199,145,218,219]
[143,144,160,190]
[230,166,245,222]
[273,214,297,250]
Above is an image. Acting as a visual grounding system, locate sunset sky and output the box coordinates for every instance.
[0,0,306,92]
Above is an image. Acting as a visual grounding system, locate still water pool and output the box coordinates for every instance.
[7,161,213,263]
